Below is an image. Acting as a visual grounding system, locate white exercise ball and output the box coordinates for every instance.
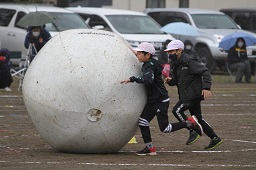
[22,29,146,153]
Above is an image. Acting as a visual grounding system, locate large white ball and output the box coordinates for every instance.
[22,29,146,153]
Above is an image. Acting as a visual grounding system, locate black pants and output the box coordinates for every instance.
[139,101,169,143]
[0,65,13,88]
[172,100,217,139]
[139,101,187,143]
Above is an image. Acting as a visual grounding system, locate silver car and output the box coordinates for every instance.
[144,8,256,73]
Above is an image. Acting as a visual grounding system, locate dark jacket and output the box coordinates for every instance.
[158,48,169,64]
[158,39,172,64]
[167,53,211,106]
[184,49,201,62]
[184,40,201,62]
[24,28,51,55]
[0,48,13,88]
[130,58,169,103]
[227,38,248,65]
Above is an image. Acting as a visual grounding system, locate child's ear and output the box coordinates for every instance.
[146,52,151,59]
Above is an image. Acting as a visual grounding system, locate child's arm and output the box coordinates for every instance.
[120,79,131,84]
[120,66,154,85]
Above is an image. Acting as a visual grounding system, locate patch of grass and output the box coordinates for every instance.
[212,75,232,83]
[212,74,255,83]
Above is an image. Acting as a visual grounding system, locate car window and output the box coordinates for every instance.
[0,8,16,26]
[147,12,190,27]
[106,15,163,34]
[77,13,90,22]
[15,11,26,29]
[252,13,256,32]
[44,12,89,32]
[191,14,239,29]
[87,14,111,31]
[233,12,250,30]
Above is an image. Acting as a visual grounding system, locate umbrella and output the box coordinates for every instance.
[161,22,200,39]
[219,31,256,50]
[17,11,55,27]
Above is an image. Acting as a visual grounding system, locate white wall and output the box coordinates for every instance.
[166,0,179,8]
[110,0,256,12]
[189,0,256,11]
[110,0,146,11]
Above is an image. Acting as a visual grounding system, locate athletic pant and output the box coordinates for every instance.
[139,101,187,143]
[172,100,217,139]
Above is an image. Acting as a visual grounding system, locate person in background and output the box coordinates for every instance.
[120,42,203,156]
[165,40,223,150]
[24,25,51,61]
[158,39,172,65]
[158,39,172,78]
[227,37,251,83]
[0,48,13,92]
[184,40,201,62]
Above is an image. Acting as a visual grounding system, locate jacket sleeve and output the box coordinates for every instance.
[227,47,238,63]
[167,62,177,86]
[130,65,154,84]
[42,30,52,45]
[24,33,30,49]
[189,60,212,90]
[44,30,52,42]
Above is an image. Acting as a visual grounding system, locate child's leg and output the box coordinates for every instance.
[172,100,188,122]
[189,100,217,138]
[156,101,187,133]
[139,103,156,143]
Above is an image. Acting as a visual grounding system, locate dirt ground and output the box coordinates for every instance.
[0,77,256,170]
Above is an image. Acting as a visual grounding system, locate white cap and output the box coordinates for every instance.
[164,40,184,51]
[135,42,155,55]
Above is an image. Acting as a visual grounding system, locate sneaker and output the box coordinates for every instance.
[186,130,200,145]
[187,115,203,136]
[204,137,223,150]
[136,146,156,156]
[5,87,11,92]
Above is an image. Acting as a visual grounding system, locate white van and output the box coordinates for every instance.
[66,7,175,56]
[0,4,90,64]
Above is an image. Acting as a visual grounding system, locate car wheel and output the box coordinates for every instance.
[196,47,216,74]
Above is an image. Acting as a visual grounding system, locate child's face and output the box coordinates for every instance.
[136,51,150,62]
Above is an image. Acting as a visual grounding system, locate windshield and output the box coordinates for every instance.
[106,15,163,34]
[191,14,239,29]
[44,12,89,31]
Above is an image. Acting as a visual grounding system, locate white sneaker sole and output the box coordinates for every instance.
[136,152,157,156]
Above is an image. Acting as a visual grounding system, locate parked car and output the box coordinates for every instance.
[66,7,175,57]
[144,8,256,73]
[0,4,90,65]
[220,8,256,33]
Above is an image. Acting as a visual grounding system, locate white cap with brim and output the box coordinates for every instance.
[135,42,155,55]
[164,40,184,51]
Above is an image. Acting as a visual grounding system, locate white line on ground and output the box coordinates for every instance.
[0,95,22,98]
[216,113,255,116]
[0,161,254,168]
[203,104,256,106]
[232,140,256,144]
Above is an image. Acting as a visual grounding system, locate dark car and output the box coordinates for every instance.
[220,8,256,33]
